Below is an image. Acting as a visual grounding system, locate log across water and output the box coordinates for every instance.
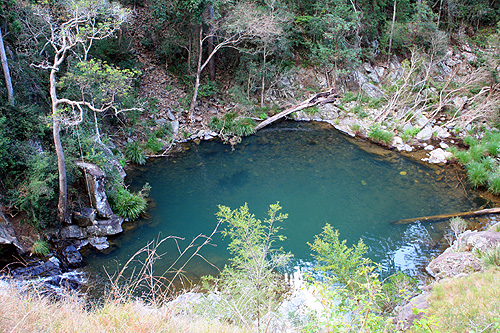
[390,207,500,225]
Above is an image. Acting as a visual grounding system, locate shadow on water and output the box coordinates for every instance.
[81,121,496,294]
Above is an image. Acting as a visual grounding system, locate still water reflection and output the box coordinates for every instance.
[83,121,487,288]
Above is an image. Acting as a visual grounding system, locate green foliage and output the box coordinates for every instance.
[208,112,256,138]
[305,105,320,115]
[125,141,146,165]
[153,123,172,139]
[349,123,362,134]
[401,126,421,142]
[307,225,388,331]
[368,126,394,144]
[108,184,149,220]
[204,203,291,328]
[488,172,500,195]
[341,91,358,104]
[144,136,162,154]
[479,246,500,267]
[466,161,489,188]
[309,224,372,289]
[12,152,58,230]
[31,240,50,257]
[451,131,500,195]
[58,59,140,115]
[198,81,219,98]
[379,272,418,314]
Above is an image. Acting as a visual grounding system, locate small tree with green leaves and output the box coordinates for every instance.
[308,224,388,332]
[204,202,292,330]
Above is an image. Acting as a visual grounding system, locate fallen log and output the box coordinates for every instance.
[254,88,339,131]
[390,207,500,225]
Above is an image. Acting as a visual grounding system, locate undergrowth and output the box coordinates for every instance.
[449,130,500,194]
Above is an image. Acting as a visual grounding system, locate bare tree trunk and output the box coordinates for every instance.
[189,26,204,119]
[207,3,216,81]
[0,28,13,105]
[260,44,267,107]
[50,63,68,223]
[387,0,397,63]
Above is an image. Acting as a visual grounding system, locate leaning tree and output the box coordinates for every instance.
[32,0,137,223]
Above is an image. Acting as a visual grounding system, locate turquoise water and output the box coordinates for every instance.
[83,121,486,288]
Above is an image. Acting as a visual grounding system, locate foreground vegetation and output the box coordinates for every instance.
[2,204,500,332]
[425,268,500,332]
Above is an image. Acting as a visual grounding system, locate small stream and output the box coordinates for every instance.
[82,121,490,291]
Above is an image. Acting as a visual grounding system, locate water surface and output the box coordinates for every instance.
[83,121,486,288]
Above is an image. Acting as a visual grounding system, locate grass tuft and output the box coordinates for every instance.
[427,268,500,332]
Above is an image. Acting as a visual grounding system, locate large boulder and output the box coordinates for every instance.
[88,237,110,250]
[86,215,124,237]
[61,245,83,268]
[11,256,62,278]
[393,293,429,331]
[0,212,23,253]
[72,208,96,227]
[74,161,113,218]
[462,230,500,253]
[60,225,88,240]
[422,148,453,164]
[426,252,483,279]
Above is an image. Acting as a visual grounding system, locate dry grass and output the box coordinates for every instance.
[0,285,243,333]
[426,267,500,332]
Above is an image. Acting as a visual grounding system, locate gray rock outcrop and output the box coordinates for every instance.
[74,161,113,218]
[72,208,96,227]
[393,293,429,331]
[462,230,500,252]
[426,252,483,279]
[0,212,23,253]
[60,214,124,250]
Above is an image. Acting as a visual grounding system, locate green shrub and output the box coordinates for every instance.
[464,136,478,146]
[308,225,387,331]
[145,136,162,154]
[466,161,488,188]
[469,144,488,161]
[454,149,473,165]
[367,97,385,109]
[351,105,368,118]
[125,141,146,165]
[233,118,256,137]
[379,272,418,313]
[368,126,394,144]
[198,81,219,98]
[341,91,357,104]
[488,172,500,195]
[305,105,320,115]
[349,123,362,134]
[153,123,172,139]
[203,203,291,327]
[486,140,499,156]
[208,112,256,137]
[108,185,149,220]
[32,240,50,257]
[13,152,58,230]
[479,246,500,267]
